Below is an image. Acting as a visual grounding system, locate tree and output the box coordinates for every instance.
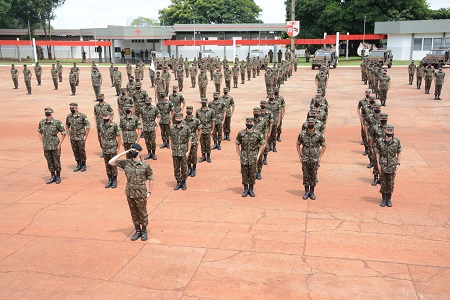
[129,16,160,27]
[159,0,262,25]
[36,0,66,60]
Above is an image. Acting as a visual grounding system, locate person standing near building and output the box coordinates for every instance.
[34,62,42,85]
[434,67,445,100]
[141,97,160,160]
[157,93,174,149]
[375,125,402,207]
[38,108,66,184]
[235,117,265,197]
[408,60,416,85]
[66,103,90,172]
[109,143,154,241]
[196,98,215,163]
[23,64,32,94]
[379,69,391,106]
[100,112,122,189]
[131,50,136,63]
[170,113,191,191]
[296,118,327,200]
[11,64,19,89]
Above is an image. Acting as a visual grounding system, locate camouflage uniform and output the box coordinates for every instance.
[169,91,185,121]
[184,109,201,175]
[34,63,42,85]
[220,92,235,139]
[11,65,19,89]
[114,69,122,96]
[198,71,208,100]
[184,59,190,78]
[408,62,416,85]
[235,126,265,188]
[259,102,274,164]
[109,65,115,86]
[91,71,102,98]
[302,119,325,134]
[213,70,222,93]
[134,66,141,83]
[100,120,121,177]
[23,67,32,94]
[133,86,148,118]
[275,92,286,140]
[424,66,434,94]
[196,105,216,161]
[434,69,445,99]
[56,62,63,82]
[51,66,58,90]
[120,112,142,159]
[127,79,137,99]
[208,97,225,147]
[240,61,246,84]
[416,64,425,89]
[140,103,161,157]
[170,122,191,185]
[224,67,232,90]
[254,112,269,178]
[38,116,66,173]
[266,97,281,151]
[297,129,326,187]
[126,63,132,80]
[156,97,174,146]
[161,69,171,95]
[66,111,90,167]
[149,68,155,87]
[94,100,114,150]
[117,93,134,117]
[69,71,77,95]
[379,72,391,106]
[246,60,252,81]
[232,65,239,88]
[264,69,273,97]
[176,66,184,91]
[190,65,198,87]
[154,75,165,101]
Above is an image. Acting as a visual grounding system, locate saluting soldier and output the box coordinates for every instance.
[109,143,154,241]
[141,97,160,160]
[408,60,416,85]
[196,98,216,163]
[170,113,191,191]
[117,89,134,117]
[94,94,114,157]
[208,92,226,150]
[23,64,32,94]
[34,62,42,85]
[235,117,265,197]
[38,108,66,184]
[11,64,19,89]
[56,61,63,82]
[184,106,202,177]
[156,93,174,149]
[120,104,142,159]
[66,103,90,172]
[51,64,58,90]
[296,118,327,200]
[100,112,122,189]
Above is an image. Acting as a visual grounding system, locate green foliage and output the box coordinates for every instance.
[129,16,160,27]
[429,7,450,19]
[159,0,262,25]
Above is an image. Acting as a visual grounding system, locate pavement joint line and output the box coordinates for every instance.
[178,247,208,300]
[106,243,145,281]
[0,235,38,264]
[0,184,47,211]
[407,264,422,300]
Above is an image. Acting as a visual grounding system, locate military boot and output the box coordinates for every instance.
[74,161,82,172]
[226,133,231,141]
[105,175,113,188]
[174,181,182,190]
[309,186,316,200]
[141,225,148,241]
[166,140,170,149]
[144,151,152,160]
[80,161,86,172]
[140,131,145,138]
[191,164,197,177]
[380,193,387,207]
[272,143,277,153]
[256,170,262,180]
[181,180,187,190]
[303,186,310,200]
[111,176,117,188]
[212,140,218,150]
[206,153,212,163]
[55,171,61,184]
[242,185,249,197]
[199,153,207,163]
[160,141,167,149]
[263,154,268,165]
[277,134,281,142]
[46,172,56,184]
[367,161,373,169]
[386,194,392,207]
[363,147,369,156]
[186,164,192,177]
[248,185,255,197]
[152,150,157,160]
[130,225,141,241]
[371,175,379,186]
[217,141,222,150]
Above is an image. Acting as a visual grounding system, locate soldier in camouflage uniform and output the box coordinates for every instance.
[235,118,265,197]
[302,109,325,134]
[231,63,239,88]
[198,69,208,100]
[126,62,132,80]
[109,143,153,241]
[365,104,382,185]
[100,111,122,189]
[360,61,367,84]
[170,113,192,191]
[127,76,137,99]
[91,67,102,99]
[141,97,160,160]
[240,60,246,84]
[424,64,434,94]
[379,69,391,106]
[51,64,58,90]
[176,65,184,91]
[357,90,372,151]
[190,64,198,88]
[69,69,77,96]
[11,64,19,89]
[253,107,269,180]
[117,89,134,117]
[408,60,416,85]
[149,67,155,88]
[274,88,286,142]
[154,72,165,101]
[361,96,377,168]
[259,100,273,165]
[184,58,190,78]
[208,92,225,150]
[23,64,32,94]
[66,103,90,173]
[184,106,202,177]
[161,67,171,95]
[196,98,216,163]
[251,57,257,78]
[297,118,327,200]
[220,87,235,141]
[94,94,114,157]
[434,67,445,100]
[264,67,273,98]
[38,107,66,184]
[224,65,232,90]
[109,63,115,86]
[157,93,174,149]
[368,112,389,177]
[56,61,63,82]
[213,67,223,93]
[34,62,42,85]
[72,63,80,86]
[133,82,148,119]
[169,86,185,122]
[113,67,122,96]
[246,58,252,81]
[134,64,141,83]
[416,62,424,89]
[266,92,281,152]
[120,104,142,159]
[315,70,328,97]
[375,125,402,207]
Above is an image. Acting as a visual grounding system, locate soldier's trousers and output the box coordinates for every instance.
[209,69,214,80]
[185,68,189,78]
[135,104,143,118]
[223,116,231,134]
[93,85,101,97]
[257,66,261,76]
[150,76,155,87]
[252,68,256,78]
[76,77,79,86]
[241,164,256,185]
[173,155,187,181]
[187,144,198,165]
[233,76,238,87]
[302,161,319,186]
[144,131,156,152]
[36,75,41,85]
[266,84,272,96]
[127,73,132,80]
[12,78,18,88]
[225,80,231,90]
[52,78,58,89]
[127,196,148,226]
[214,83,221,93]
[110,76,114,85]
[241,73,245,83]
[435,84,442,97]
[361,72,366,82]
[25,81,32,93]
[200,133,211,154]
[380,172,396,194]
[408,74,414,84]
[58,72,62,82]
[424,78,432,92]
[370,152,379,176]
[96,126,103,149]
[277,117,283,136]
[269,125,277,144]
[103,153,118,176]
[361,128,368,148]
[70,83,76,94]
[178,79,183,91]
[115,83,121,95]
[191,76,196,87]
[44,149,61,172]
[160,123,170,141]
[379,88,388,104]
[212,122,223,141]
[247,71,251,80]
[70,140,86,162]
[416,76,422,89]
[199,86,207,99]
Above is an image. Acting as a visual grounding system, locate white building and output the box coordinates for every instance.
[375,19,450,60]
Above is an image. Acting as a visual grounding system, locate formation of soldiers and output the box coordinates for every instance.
[407,60,445,100]
[360,60,391,106]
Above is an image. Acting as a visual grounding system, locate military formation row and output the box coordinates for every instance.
[407,61,445,100]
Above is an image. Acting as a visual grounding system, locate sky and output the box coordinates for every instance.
[52,0,449,29]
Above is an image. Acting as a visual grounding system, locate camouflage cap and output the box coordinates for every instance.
[260,100,267,105]
[160,93,166,97]
[44,107,54,113]
[130,76,134,79]
[253,107,261,111]
[174,113,183,118]
[245,117,254,122]
[223,87,229,91]
[186,106,193,110]
[307,118,316,123]
[365,90,371,94]
[201,97,208,102]
[145,97,152,101]
[386,125,394,130]
[97,93,104,98]
[124,104,133,109]
[173,86,178,89]
[69,103,78,107]
[380,113,388,118]
[374,104,381,108]
[273,87,279,91]
[130,143,143,151]
[213,92,219,95]
[136,82,142,87]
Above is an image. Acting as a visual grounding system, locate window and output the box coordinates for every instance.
[446,37,450,47]
[434,38,442,48]
[413,38,422,51]
[114,47,121,52]
[423,38,432,51]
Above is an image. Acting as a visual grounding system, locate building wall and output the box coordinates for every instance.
[386,32,450,61]
[387,34,412,60]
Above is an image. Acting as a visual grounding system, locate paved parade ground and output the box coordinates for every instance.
[0,63,449,299]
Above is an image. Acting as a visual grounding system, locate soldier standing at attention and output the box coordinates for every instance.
[94,94,114,157]
[126,62,132,80]
[224,65,232,90]
[109,63,115,87]
[379,69,391,106]
[162,67,171,95]
[253,107,269,180]
[264,67,273,98]
[109,143,153,241]
[315,70,328,97]
[38,108,66,184]
[235,118,265,197]
[408,60,416,85]
[149,67,156,88]
[66,103,90,172]
[56,61,63,82]
[120,104,142,159]
[34,62,42,85]
[190,63,198,88]
[134,64,142,83]
[156,93,174,149]
[196,98,215,163]
[434,67,445,100]
[277,50,282,63]
[118,89,134,117]
[232,63,239,88]
[266,91,281,152]
[213,67,223,93]
[209,92,226,150]
[416,62,425,90]
[133,82,148,119]
[246,58,252,81]
[184,58,190,78]
[297,118,327,200]
[69,69,77,96]
[198,69,208,100]
[259,100,274,165]
[51,64,58,90]
[240,60,246,84]
[127,76,137,99]
[184,106,201,177]
[424,64,434,94]
[139,60,145,80]
[176,65,184,91]
[274,88,286,143]
[23,64,32,94]
[169,86,185,122]
[72,63,80,86]
[154,72,165,101]
[141,97,160,160]
[170,113,192,191]
[251,57,257,78]
[100,112,122,189]
[375,125,402,207]
[91,67,102,99]
[11,64,19,89]
[113,67,122,96]
[220,87,235,141]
